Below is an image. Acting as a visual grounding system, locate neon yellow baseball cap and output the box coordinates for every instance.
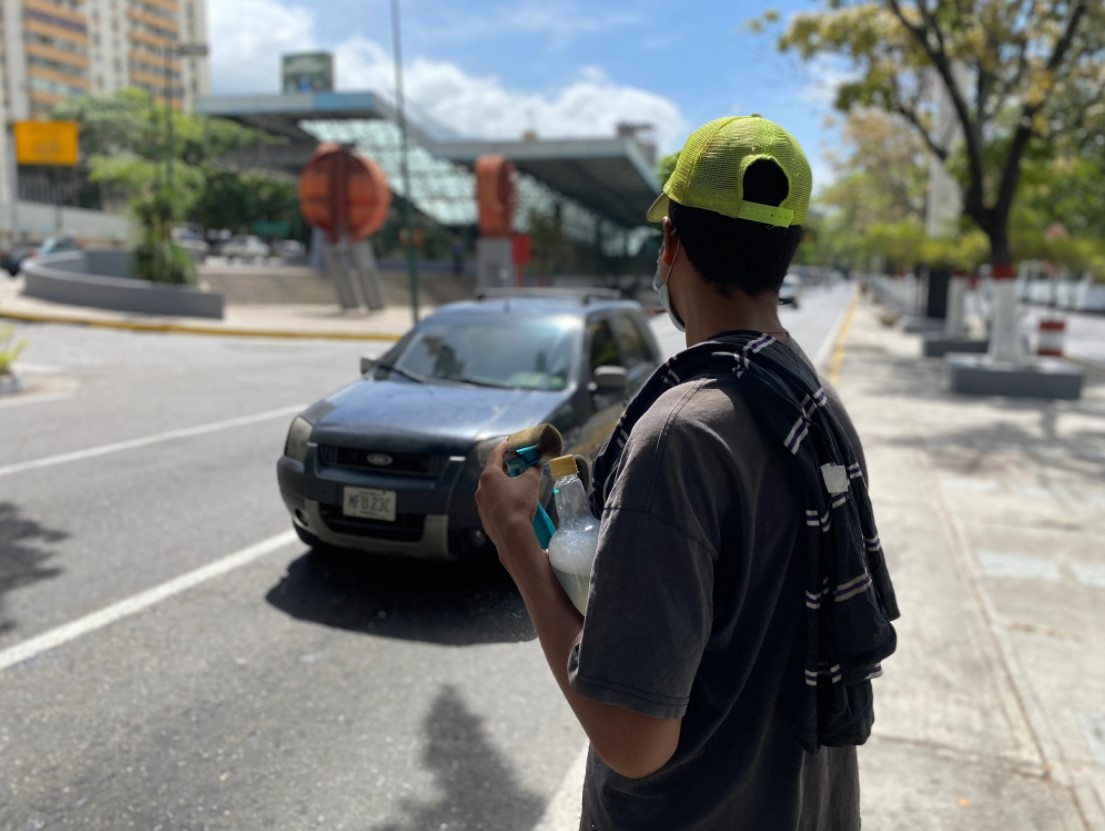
[647,115,812,228]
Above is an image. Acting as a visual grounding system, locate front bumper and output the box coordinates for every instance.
[277,448,484,560]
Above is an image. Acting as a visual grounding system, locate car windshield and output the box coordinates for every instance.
[387,314,579,391]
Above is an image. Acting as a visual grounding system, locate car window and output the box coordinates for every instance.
[589,319,621,371]
[610,313,654,369]
[392,314,578,391]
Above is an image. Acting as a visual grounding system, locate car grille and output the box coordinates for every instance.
[318,506,426,542]
[318,445,447,476]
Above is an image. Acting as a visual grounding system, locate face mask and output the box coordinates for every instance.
[652,241,685,332]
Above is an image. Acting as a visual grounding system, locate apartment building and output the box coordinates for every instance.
[2,0,209,117]
[0,0,209,212]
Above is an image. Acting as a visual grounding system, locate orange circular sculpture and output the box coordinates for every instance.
[299,143,391,242]
[476,155,517,238]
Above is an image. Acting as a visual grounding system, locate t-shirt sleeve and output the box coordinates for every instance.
[567,384,723,720]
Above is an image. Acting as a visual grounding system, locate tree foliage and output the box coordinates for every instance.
[51,88,290,232]
[656,152,680,188]
[777,0,1105,264]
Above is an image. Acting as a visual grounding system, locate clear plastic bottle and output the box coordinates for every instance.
[547,455,600,615]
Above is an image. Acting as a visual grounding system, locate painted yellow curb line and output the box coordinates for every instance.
[0,306,404,342]
[827,293,860,385]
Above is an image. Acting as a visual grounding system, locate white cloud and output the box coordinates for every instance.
[209,1,684,149]
[209,0,316,94]
[337,40,684,148]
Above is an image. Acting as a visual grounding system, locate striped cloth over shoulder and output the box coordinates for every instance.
[590,330,900,752]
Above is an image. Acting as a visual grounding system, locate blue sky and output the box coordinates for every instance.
[209,0,846,191]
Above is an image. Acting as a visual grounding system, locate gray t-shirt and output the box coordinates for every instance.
[567,356,863,830]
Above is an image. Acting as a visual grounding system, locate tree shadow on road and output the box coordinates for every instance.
[264,551,537,646]
[370,684,545,831]
[0,502,67,635]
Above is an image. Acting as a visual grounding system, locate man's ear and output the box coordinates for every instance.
[661,218,679,265]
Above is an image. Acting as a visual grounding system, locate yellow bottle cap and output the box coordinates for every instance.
[549,455,578,479]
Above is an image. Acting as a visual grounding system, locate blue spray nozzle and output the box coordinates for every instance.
[505,445,542,477]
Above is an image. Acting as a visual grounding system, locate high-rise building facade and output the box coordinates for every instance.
[2,0,208,118]
[0,0,210,212]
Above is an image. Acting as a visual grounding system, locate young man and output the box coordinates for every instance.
[476,115,899,830]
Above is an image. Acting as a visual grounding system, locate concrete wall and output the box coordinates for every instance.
[23,252,224,319]
[0,201,131,246]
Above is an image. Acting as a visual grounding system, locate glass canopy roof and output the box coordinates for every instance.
[299,118,644,256]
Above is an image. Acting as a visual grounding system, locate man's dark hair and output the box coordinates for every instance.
[668,159,803,296]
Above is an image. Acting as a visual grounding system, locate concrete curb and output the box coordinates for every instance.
[0,371,26,396]
[0,306,405,342]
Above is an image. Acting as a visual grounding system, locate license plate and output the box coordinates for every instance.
[343,488,397,522]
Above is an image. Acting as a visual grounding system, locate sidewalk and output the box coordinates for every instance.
[0,276,414,341]
[839,297,1105,829]
[539,295,1105,830]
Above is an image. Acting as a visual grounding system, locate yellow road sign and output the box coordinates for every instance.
[13,121,80,166]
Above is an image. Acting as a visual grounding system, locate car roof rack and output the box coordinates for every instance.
[474,286,625,305]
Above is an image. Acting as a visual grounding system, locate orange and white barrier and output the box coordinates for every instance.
[1037,319,1067,357]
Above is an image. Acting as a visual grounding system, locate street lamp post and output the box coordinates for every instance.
[390,0,420,325]
[162,42,209,194]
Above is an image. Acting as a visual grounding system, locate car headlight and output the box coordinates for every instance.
[284,416,313,462]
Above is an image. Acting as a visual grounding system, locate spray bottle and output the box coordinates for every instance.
[547,455,600,615]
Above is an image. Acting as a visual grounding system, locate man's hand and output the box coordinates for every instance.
[476,440,541,569]
[476,441,681,780]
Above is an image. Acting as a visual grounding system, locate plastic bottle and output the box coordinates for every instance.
[547,455,600,615]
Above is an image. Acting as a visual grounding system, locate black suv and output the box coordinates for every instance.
[276,290,663,560]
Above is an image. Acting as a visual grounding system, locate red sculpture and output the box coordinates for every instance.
[299,144,391,242]
[476,155,517,238]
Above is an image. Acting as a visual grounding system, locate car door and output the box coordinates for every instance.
[609,310,661,394]
[570,315,628,458]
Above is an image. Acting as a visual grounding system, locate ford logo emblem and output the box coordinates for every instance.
[366,453,394,467]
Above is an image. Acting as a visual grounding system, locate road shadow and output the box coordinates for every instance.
[370,684,545,831]
[0,502,66,635]
[264,550,537,646]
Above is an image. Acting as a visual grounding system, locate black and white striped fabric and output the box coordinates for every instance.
[589,330,900,752]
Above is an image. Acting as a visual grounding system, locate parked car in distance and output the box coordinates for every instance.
[3,236,81,276]
[277,239,305,260]
[1,244,38,277]
[276,289,663,561]
[172,226,209,264]
[220,235,270,262]
[780,273,803,309]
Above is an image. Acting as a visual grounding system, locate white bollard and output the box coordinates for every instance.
[987,263,1024,363]
[944,272,969,339]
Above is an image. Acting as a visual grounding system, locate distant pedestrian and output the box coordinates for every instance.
[477,115,899,830]
[450,234,465,277]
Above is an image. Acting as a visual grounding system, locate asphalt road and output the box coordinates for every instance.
[0,280,853,830]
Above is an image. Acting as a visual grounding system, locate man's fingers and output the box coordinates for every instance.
[483,439,509,472]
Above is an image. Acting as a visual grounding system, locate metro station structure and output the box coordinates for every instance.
[197,90,661,280]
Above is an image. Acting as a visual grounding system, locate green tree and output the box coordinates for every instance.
[777,0,1105,265]
[51,88,279,220]
[656,152,680,188]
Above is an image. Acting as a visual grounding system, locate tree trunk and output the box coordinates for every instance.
[988,222,1012,267]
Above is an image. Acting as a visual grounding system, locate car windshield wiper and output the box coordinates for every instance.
[448,375,513,389]
[375,363,428,384]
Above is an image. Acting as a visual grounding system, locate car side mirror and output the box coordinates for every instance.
[590,365,628,396]
[360,355,378,375]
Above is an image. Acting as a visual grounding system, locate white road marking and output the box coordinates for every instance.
[814,285,857,372]
[0,530,298,673]
[533,745,588,831]
[0,403,305,478]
